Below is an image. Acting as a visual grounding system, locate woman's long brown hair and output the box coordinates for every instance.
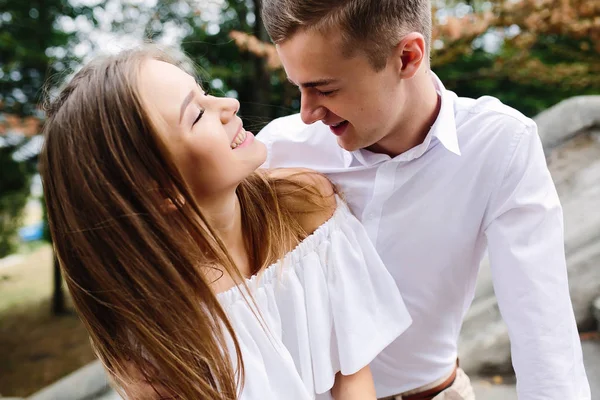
[39,46,331,399]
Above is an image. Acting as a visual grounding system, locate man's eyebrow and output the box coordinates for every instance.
[287,78,338,88]
[179,90,195,123]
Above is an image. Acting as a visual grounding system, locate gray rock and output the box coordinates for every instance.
[469,337,600,399]
[92,391,122,400]
[534,96,600,151]
[472,380,518,400]
[27,360,111,400]
[582,339,600,398]
[593,297,600,330]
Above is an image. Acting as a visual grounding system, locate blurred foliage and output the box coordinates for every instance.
[0,0,98,249]
[180,1,296,132]
[0,141,32,257]
[431,0,600,116]
[2,0,599,124]
[0,0,82,258]
[0,0,96,116]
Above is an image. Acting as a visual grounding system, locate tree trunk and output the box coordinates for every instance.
[251,0,273,126]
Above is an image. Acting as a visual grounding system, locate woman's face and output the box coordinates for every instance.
[138,59,267,200]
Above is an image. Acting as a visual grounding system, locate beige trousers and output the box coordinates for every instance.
[383,368,475,400]
[430,368,475,400]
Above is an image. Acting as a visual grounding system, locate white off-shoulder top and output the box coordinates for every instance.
[218,197,412,399]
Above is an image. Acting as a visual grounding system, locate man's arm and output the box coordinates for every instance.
[484,123,590,399]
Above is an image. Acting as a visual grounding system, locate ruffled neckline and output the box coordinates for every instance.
[217,196,347,305]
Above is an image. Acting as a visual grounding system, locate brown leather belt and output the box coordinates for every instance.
[380,361,458,400]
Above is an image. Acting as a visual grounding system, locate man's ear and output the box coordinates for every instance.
[390,32,427,79]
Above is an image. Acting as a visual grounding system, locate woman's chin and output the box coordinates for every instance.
[252,140,269,170]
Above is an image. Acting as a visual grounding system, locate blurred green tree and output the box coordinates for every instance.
[0,0,86,115]
[180,0,297,132]
[0,0,95,314]
[0,139,32,258]
[432,0,600,116]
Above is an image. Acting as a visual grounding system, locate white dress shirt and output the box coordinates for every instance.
[258,73,590,399]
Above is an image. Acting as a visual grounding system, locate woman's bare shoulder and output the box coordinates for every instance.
[265,167,337,235]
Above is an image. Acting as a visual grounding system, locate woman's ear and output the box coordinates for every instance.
[160,198,181,213]
[156,186,186,213]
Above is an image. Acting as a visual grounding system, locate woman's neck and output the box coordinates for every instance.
[198,191,251,281]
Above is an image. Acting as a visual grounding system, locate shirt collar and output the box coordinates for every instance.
[342,71,461,168]
[429,72,461,157]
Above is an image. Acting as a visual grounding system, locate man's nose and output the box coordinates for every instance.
[300,94,327,125]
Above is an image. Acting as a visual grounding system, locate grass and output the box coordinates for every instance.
[0,244,52,315]
[0,244,96,397]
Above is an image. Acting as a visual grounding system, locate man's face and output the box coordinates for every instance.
[277,29,406,152]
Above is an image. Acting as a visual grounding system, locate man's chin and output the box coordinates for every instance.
[336,137,361,152]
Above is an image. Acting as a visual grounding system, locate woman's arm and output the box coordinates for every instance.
[332,366,377,400]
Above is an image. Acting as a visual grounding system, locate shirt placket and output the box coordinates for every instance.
[361,161,398,247]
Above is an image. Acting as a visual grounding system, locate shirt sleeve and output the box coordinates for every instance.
[483,123,591,399]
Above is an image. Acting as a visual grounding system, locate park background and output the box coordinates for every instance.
[1,0,599,398]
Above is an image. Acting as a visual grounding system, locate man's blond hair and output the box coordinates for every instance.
[261,0,432,71]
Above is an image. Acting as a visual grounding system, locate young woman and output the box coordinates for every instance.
[40,46,411,400]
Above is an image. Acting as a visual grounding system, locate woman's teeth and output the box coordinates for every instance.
[231,130,247,149]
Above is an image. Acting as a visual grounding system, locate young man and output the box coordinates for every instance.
[257,0,590,399]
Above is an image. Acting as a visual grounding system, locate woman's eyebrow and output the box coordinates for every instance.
[179,89,196,123]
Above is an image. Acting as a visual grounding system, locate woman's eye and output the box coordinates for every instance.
[192,109,204,126]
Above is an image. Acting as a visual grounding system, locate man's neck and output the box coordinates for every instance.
[367,70,441,158]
